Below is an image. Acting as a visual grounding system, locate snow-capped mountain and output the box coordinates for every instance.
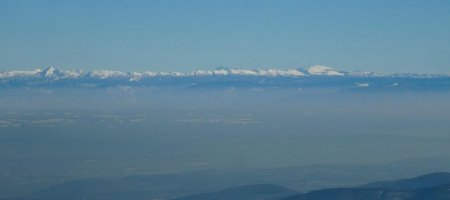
[306,65,345,76]
[0,65,427,81]
[1,65,449,91]
[0,67,84,80]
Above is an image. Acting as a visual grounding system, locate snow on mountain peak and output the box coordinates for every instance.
[43,66,56,77]
[0,68,43,78]
[1,66,444,83]
[88,70,128,79]
[307,65,345,76]
[190,68,305,77]
[0,65,348,80]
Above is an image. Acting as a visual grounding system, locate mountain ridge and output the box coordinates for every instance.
[2,66,449,91]
[1,65,447,81]
[360,172,450,190]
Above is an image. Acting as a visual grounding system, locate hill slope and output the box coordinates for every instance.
[360,172,450,190]
[282,184,450,200]
[282,172,450,200]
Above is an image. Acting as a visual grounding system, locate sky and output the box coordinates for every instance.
[0,0,449,73]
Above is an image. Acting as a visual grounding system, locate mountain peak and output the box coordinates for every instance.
[42,66,56,77]
[307,65,345,76]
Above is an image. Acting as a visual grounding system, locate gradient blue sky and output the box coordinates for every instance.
[1,0,449,73]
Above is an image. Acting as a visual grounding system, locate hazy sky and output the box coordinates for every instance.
[1,0,449,73]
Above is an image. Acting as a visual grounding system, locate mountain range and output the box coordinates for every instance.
[4,172,450,200]
[1,66,449,91]
[0,65,368,80]
[1,65,447,80]
[282,172,450,200]
[174,172,450,200]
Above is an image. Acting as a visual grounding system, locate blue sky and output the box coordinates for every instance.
[1,0,449,73]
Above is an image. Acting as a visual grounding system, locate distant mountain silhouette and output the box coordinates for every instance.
[173,184,297,200]
[281,184,450,200]
[5,172,450,200]
[281,172,450,200]
[360,172,450,190]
